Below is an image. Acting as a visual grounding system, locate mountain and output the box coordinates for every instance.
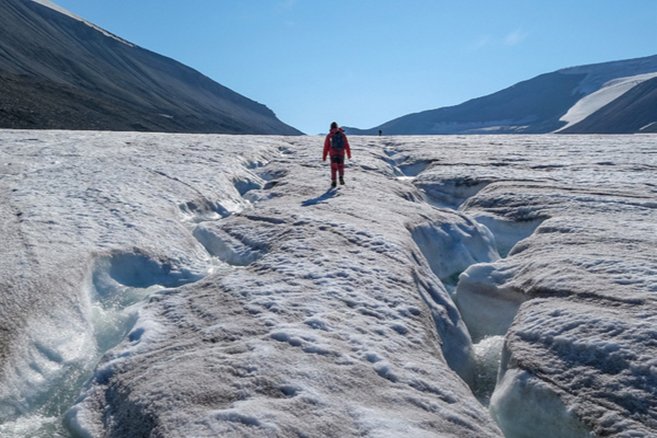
[347,54,657,135]
[0,0,301,134]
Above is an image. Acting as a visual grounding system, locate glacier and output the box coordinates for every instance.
[0,131,655,437]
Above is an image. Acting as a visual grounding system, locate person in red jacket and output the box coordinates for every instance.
[323,121,352,188]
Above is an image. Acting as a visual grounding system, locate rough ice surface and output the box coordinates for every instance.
[1,132,498,437]
[393,135,656,437]
[1,131,656,437]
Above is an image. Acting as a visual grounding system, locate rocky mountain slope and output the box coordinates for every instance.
[0,0,301,134]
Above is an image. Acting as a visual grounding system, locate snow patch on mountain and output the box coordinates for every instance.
[640,121,657,132]
[558,72,657,131]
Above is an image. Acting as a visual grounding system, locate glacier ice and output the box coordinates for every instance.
[1,131,500,436]
[377,134,657,436]
[1,131,656,437]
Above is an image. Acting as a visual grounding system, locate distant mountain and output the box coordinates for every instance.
[346,55,657,135]
[0,0,301,134]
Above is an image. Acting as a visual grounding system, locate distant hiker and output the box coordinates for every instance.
[378,129,382,136]
[323,121,351,188]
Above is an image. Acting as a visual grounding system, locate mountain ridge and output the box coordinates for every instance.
[0,0,301,134]
[346,54,657,135]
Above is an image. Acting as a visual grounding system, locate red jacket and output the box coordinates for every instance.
[323,128,351,161]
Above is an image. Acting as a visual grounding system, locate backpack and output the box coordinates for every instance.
[330,131,345,150]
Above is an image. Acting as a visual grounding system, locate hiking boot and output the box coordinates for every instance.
[331,180,337,188]
[339,177,345,185]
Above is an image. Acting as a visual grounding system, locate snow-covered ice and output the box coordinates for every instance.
[388,135,657,436]
[1,131,655,437]
[1,132,496,437]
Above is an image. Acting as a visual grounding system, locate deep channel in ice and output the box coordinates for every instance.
[90,250,206,349]
[192,224,266,266]
[448,218,544,409]
[0,250,208,437]
[490,366,591,438]
[391,149,521,411]
[472,214,545,257]
[410,218,499,293]
[471,335,505,405]
[0,315,96,438]
[454,262,526,343]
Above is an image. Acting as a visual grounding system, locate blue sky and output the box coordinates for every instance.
[54,0,657,134]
